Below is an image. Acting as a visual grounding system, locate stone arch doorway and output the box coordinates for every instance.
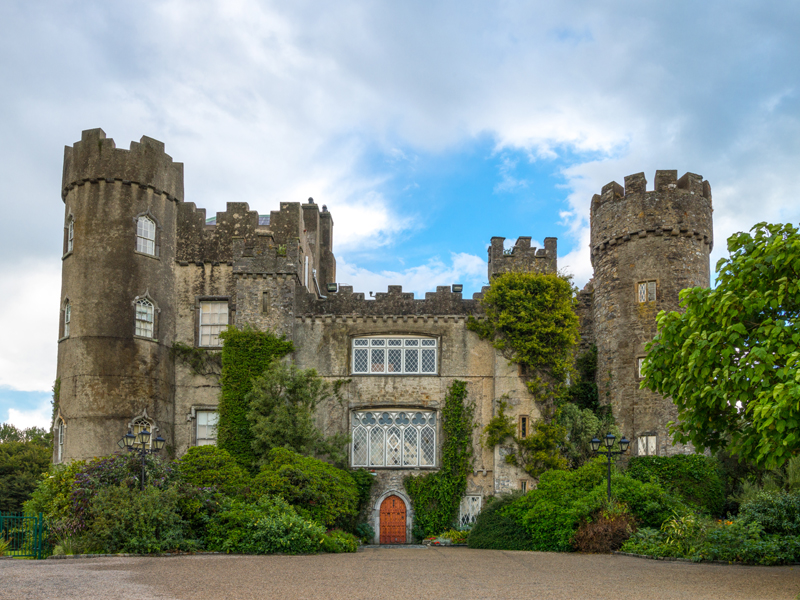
[379,495,406,544]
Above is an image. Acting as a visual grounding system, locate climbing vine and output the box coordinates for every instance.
[467,272,579,399]
[170,342,222,375]
[217,326,294,471]
[404,380,476,537]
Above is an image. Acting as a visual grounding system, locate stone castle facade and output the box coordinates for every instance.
[54,128,713,541]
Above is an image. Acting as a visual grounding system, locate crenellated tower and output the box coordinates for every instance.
[590,170,713,456]
[57,128,184,462]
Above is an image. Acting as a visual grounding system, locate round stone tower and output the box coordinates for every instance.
[589,170,713,456]
[56,129,183,462]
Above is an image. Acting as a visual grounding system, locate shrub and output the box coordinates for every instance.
[0,438,51,511]
[322,530,359,553]
[439,529,469,544]
[353,522,375,544]
[206,495,324,554]
[571,508,635,553]
[82,485,196,554]
[251,448,359,529]
[176,446,248,495]
[467,493,533,550]
[625,454,725,516]
[738,491,800,535]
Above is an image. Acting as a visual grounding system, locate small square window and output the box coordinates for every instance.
[638,434,657,456]
[638,280,656,303]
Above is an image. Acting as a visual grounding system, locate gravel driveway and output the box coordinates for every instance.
[2,548,799,600]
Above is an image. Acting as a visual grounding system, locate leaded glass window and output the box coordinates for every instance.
[135,298,154,338]
[638,280,656,303]
[638,434,657,456]
[352,410,436,468]
[351,337,438,374]
[136,216,156,255]
[459,496,482,527]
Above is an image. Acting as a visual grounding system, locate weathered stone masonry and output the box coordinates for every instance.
[55,129,713,540]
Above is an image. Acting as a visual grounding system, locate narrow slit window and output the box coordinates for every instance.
[63,302,71,338]
[519,416,529,439]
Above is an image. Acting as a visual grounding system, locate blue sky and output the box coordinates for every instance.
[1,1,799,428]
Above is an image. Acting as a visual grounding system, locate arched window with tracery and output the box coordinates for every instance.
[351,410,436,468]
[135,298,155,338]
[132,417,154,449]
[136,215,156,256]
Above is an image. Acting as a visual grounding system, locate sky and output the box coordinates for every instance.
[1,1,799,429]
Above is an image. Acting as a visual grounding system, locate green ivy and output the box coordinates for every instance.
[404,380,475,537]
[217,326,294,471]
[51,378,60,424]
[481,399,516,448]
[467,272,579,399]
[170,342,222,375]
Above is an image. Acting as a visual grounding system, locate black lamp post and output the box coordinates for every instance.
[118,426,166,490]
[590,433,630,502]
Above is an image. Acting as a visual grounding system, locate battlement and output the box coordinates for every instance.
[590,170,714,261]
[296,283,487,317]
[487,236,557,279]
[591,170,712,212]
[62,129,184,202]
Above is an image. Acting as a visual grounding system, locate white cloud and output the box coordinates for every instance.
[0,261,60,391]
[6,396,51,430]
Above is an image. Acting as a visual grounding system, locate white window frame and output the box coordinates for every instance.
[195,410,218,446]
[56,419,65,463]
[351,336,438,375]
[132,417,153,449]
[63,302,71,338]
[458,496,482,528]
[136,215,156,256]
[638,434,657,456]
[67,218,74,253]
[199,301,229,347]
[638,280,656,303]
[637,357,645,379]
[135,298,155,338]
[351,409,436,468]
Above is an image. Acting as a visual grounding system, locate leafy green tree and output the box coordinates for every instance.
[642,223,800,468]
[468,272,579,397]
[556,402,619,468]
[246,360,350,467]
[0,424,52,511]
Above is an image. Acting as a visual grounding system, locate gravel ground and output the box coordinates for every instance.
[2,548,799,600]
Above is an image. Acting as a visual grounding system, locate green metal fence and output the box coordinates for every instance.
[0,512,45,559]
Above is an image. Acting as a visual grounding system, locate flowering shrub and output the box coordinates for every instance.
[439,529,469,544]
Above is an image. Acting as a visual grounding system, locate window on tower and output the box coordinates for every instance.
[637,280,656,303]
[135,298,155,338]
[136,215,156,256]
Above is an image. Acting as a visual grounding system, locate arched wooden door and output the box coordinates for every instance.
[380,495,407,544]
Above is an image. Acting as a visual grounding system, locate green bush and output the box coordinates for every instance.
[206,495,324,554]
[0,437,52,511]
[738,491,800,535]
[176,446,248,495]
[625,454,725,516]
[467,493,534,550]
[82,485,196,554]
[321,529,359,553]
[353,522,375,544]
[251,448,359,528]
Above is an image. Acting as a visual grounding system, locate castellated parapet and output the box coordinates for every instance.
[488,236,557,278]
[590,171,713,456]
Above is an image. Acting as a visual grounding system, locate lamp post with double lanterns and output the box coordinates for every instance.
[117,426,166,490]
[591,433,630,502]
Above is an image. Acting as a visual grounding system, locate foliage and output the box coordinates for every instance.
[481,399,516,448]
[404,380,476,537]
[509,420,568,477]
[570,503,635,553]
[439,529,469,544]
[467,272,579,397]
[642,222,800,468]
[622,517,800,566]
[51,378,60,423]
[0,424,51,445]
[556,402,619,469]
[217,326,294,471]
[82,484,196,554]
[563,346,600,412]
[176,445,248,495]
[0,534,10,556]
[171,342,221,375]
[206,495,324,555]
[738,491,800,536]
[349,468,376,525]
[251,448,359,529]
[625,454,725,516]
[466,492,534,550]
[246,360,350,468]
[321,529,359,553]
[353,522,375,544]
[0,433,52,511]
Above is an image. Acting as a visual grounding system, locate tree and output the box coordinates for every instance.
[0,424,52,511]
[642,223,800,469]
[246,360,350,467]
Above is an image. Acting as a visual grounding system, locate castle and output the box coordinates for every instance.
[54,128,713,542]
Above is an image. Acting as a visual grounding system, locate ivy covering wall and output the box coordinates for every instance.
[217,326,294,470]
[404,380,475,537]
